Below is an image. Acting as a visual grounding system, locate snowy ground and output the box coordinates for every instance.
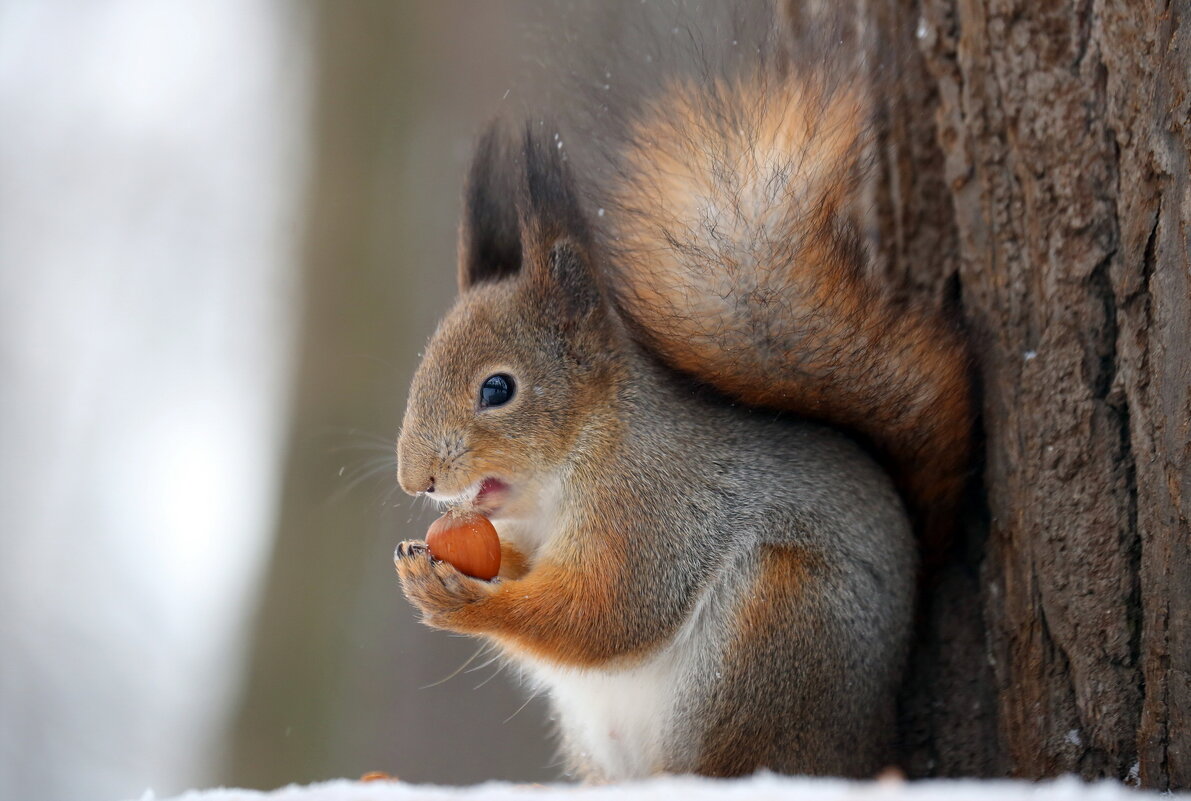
[145,774,1169,801]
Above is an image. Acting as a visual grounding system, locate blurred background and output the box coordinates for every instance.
[0,2,625,798]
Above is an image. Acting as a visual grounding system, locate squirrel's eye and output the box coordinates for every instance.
[479,373,515,408]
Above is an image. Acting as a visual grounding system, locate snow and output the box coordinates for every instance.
[142,774,1165,801]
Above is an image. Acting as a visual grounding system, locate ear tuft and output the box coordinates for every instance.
[518,126,603,317]
[458,122,605,317]
[458,122,522,290]
[519,125,591,249]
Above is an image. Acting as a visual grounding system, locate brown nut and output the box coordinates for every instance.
[426,511,501,580]
[359,771,397,782]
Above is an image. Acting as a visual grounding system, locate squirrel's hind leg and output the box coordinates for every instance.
[691,544,896,778]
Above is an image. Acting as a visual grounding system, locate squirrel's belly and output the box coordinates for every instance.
[525,654,683,779]
[519,588,727,780]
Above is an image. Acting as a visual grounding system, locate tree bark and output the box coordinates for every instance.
[872,0,1191,789]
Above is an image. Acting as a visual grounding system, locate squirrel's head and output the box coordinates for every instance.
[397,124,620,519]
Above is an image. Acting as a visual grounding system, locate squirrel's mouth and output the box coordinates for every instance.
[445,476,509,518]
[473,477,511,516]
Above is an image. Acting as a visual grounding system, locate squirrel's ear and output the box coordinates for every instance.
[458,122,523,291]
[519,126,602,317]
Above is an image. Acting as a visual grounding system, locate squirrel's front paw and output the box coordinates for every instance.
[394,540,495,629]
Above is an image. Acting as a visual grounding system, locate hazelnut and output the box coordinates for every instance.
[426,511,501,580]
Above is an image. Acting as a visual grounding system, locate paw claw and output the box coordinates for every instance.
[393,537,495,629]
[394,540,429,563]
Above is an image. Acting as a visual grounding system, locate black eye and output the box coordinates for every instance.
[479,373,515,408]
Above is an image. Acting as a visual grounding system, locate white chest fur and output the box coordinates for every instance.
[519,589,723,780]
[526,650,682,778]
[490,474,563,563]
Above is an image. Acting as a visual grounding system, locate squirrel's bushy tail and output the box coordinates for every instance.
[600,41,973,548]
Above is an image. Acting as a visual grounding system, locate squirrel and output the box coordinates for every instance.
[394,3,972,782]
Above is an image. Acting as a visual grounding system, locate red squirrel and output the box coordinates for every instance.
[394,2,972,781]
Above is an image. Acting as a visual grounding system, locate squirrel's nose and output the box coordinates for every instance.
[396,449,432,496]
[397,466,436,497]
[395,426,434,496]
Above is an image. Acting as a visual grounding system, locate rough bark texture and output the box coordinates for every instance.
[869,0,1190,789]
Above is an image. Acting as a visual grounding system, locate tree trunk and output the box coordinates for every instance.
[871,0,1191,789]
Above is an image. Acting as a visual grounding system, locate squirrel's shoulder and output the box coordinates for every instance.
[584,358,911,545]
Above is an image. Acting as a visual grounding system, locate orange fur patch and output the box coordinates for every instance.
[693,545,814,776]
[446,549,654,669]
[605,72,972,549]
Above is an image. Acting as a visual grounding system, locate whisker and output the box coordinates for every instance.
[419,644,492,689]
[340,454,398,482]
[379,483,402,508]
[325,440,397,454]
[465,650,507,675]
[311,426,404,508]
[326,454,399,506]
[502,687,544,724]
[316,425,399,452]
[473,663,505,690]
